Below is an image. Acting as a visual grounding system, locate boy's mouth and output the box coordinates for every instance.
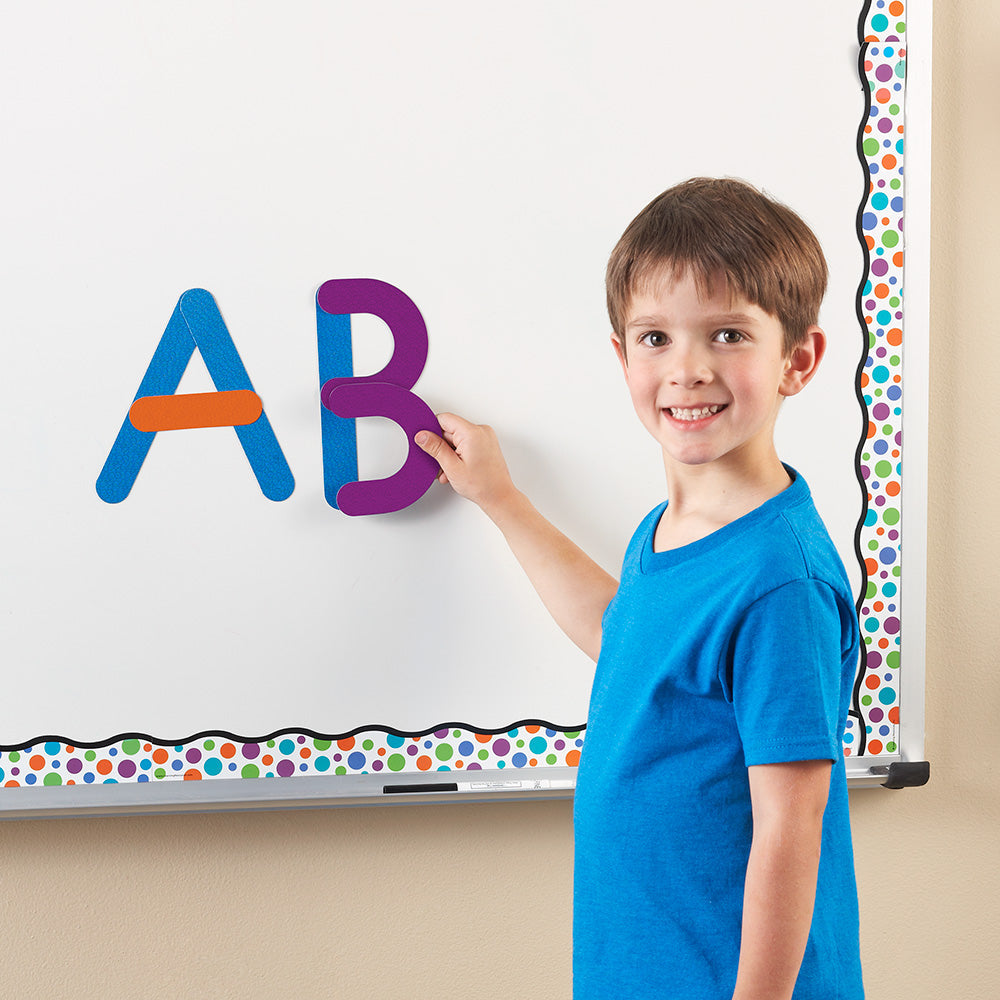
[666,404,726,422]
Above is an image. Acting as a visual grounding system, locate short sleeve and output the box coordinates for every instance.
[728,579,849,767]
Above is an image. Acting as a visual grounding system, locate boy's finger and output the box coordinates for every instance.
[414,428,459,476]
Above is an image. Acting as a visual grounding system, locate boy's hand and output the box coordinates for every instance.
[415,413,519,517]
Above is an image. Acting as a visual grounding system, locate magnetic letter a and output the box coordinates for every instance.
[96,289,294,503]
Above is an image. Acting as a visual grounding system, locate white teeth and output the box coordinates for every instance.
[669,405,723,421]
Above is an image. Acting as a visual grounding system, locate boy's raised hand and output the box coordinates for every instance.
[415,413,518,517]
[415,411,617,662]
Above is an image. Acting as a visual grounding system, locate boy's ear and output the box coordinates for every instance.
[611,332,629,375]
[780,326,826,397]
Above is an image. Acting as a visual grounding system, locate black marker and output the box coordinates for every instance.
[382,782,459,794]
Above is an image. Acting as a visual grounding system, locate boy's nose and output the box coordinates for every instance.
[667,343,712,387]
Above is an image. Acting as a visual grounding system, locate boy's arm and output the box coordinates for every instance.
[416,413,617,662]
[731,759,832,1000]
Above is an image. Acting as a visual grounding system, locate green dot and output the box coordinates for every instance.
[203,739,215,751]
[890,178,901,190]
[883,508,900,525]
[8,752,20,763]
[453,730,462,738]
[122,739,141,755]
[435,744,454,762]
[896,21,906,34]
[241,764,260,779]
[875,460,892,478]
[43,773,63,786]
[362,739,374,751]
[546,754,558,765]
[886,741,898,753]
[478,749,489,760]
[881,231,899,248]
[863,138,879,155]
[865,581,877,599]
[889,104,900,115]
[335,766,347,775]
[85,750,97,762]
[868,539,879,551]
[155,768,166,779]
[564,732,581,739]
[861,694,872,706]
[314,739,332,751]
[266,740,276,748]
[887,651,901,669]
[892,566,901,577]
[387,754,406,772]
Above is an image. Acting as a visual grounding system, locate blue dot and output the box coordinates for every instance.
[171,759,183,771]
[879,547,897,566]
[205,758,223,776]
[871,14,889,31]
[890,197,904,212]
[458,741,474,756]
[873,439,888,454]
[386,733,405,748]
[843,731,855,745]
[279,739,295,755]
[871,193,888,210]
[137,774,150,783]
[44,742,61,755]
[862,212,878,230]
[315,756,330,772]
[529,737,548,754]
[348,751,367,770]
[511,753,528,767]
[25,774,36,785]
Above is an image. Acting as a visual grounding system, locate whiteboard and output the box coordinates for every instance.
[0,0,927,814]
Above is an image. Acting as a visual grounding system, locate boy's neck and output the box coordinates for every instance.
[654,453,792,552]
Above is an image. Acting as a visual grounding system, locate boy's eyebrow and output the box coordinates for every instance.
[624,310,759,330]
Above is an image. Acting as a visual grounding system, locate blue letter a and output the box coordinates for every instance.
[96,289,294,503]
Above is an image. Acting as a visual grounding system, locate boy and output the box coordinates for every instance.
[415,177,864,999]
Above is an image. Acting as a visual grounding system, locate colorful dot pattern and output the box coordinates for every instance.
[843,0,907,759]
[2,3,907,786]
[0,727,585,788]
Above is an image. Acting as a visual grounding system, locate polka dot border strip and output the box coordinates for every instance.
[0,726,585,787]
[843,0,907,759]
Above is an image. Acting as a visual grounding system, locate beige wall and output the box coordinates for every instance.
[2,5,996,997]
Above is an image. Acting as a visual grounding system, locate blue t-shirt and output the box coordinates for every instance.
[573,470,864,999]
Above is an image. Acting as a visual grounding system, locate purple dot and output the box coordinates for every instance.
[66,758,83,775]
[884,616,901,635]
[242,743,260,760]
[877,117,893,134]
[871,259,889,277]
[869,708,884,722]
[186,748,202,764]
[876,64,894,82]
[867,650,883,669]
[492,739,511,757]
[406,744,418,756]
[554,740,566,751]
[118,760,137,779]
[372,759,384,771]
[872,402,891,420]
[434,728,450,738]
[276,760,296,777]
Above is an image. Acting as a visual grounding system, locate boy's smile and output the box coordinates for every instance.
[612,267,823,482]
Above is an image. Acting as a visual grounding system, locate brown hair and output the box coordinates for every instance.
[606,177,827,355]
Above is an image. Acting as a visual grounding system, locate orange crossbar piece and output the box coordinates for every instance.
[129,390,263,432]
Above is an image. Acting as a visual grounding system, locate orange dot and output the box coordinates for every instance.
[66,746,76,754]
[892,450,900,459]
[416,755,433,771]
[881,217,890,226]
[893,251,904,267]
[844,748,853,757]
[893,374,901,383]
[888,707,900,724]
[889,1,904,15]
[897,125,904,134]
[29,755,46,771]
[866,675,881,690]
[874,283,889,298]
[261,755,273,766]
[865,558,879,576]
[873,601,884,612]
[475,733,493,743]
[299,747,311,759]
[865,235,875,250]
[866,420,876,439]
[876,87,891,104]
[152,748,169,764]
[184,769,203,781]
[886,482,901,497]
[4,780,21,788]
[876,527,884,536]
[887,327,902,346]
[96,759,113,775]
[337,737,355,751]
[220,743,237,759]
[882,154,897,169]
[878,638,889,649]
[867,740,884,755]
[377,747,386,756]
[864,123,873,134]
[529,758,538,766]
[455,760,464,769]
[525,725,540,733]
[566,750,581,768]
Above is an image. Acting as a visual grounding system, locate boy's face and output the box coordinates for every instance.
[611,267,823,477]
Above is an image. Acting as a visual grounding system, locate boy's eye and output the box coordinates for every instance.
[715,328,745,344]
[639,331,668,348]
